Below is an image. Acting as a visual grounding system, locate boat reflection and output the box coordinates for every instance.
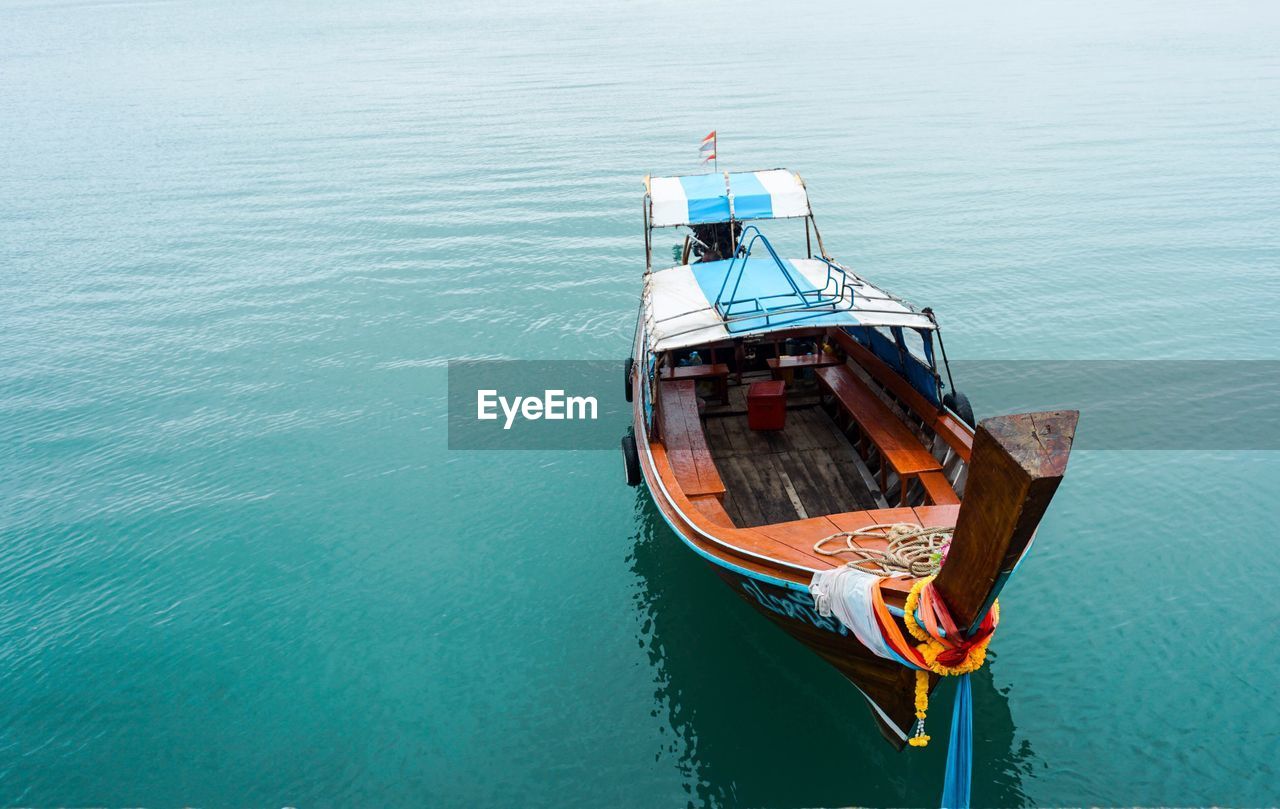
[627,492,1037,808]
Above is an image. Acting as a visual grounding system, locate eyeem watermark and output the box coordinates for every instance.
[476,389,598,430]
[449,361,625,449]
[448,359,1280,450]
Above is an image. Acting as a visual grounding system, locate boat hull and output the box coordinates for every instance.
[628,349,930,747]
[706,559,919,747]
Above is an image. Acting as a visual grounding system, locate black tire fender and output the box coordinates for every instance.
[621,431,642,486]
[943,390,976,429]
[624,357,635,402]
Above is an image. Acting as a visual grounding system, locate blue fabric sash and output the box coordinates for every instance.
[940,673,973,809]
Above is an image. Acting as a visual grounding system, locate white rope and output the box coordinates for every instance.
[813,523,953,577]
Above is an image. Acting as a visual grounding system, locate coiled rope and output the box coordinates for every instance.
[812,523,953,577]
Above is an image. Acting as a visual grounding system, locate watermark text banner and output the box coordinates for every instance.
[448,360,1280,450]
[448,361,627,450]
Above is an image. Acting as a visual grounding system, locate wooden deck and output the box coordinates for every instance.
[703,405,886,527]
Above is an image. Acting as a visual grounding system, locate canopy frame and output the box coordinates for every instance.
[643,169,826,273]
[639,169,937,372]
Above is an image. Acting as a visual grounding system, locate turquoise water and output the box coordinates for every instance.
[2,0,1279,805]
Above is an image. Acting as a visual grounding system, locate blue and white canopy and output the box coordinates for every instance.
[643,257,935,352]
[647,169,810,227]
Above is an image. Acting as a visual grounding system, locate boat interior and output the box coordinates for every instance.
[651,324,974,568]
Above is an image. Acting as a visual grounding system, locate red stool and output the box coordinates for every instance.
[747,380,787,431]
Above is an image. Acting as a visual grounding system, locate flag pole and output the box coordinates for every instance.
[714,132,718,172]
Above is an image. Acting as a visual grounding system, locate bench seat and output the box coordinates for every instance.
[658,380,727,499]
[766,352,842,371]
[816,365,945,504]
[916,470,960,506]
[661,362,730,405]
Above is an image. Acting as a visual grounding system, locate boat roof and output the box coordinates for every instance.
[647,169,810,227]
[643,257,935,352]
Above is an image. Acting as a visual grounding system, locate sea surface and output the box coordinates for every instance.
[2,0,1279,806]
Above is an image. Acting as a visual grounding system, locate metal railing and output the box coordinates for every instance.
[712,226,856,332]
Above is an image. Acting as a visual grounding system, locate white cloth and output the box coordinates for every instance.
[809,566,900,663]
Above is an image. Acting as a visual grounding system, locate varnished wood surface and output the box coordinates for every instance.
[631,362,977,749]
[660,362,730,381]
[686,493,735,528]
[640,365,961,595]
[632,331,1078,751]
[934,410,1079,632]
[766,352,842,370]
[661,363,730,405]
[657,380,726,498]
[641,407,952,593]
[816,365,944,477]
[645,436,832,574]
[916,469,961,505]
[828,328,974,463]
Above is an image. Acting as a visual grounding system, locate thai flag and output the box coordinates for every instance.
[699,130,716,163]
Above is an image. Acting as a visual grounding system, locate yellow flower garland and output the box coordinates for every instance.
[902,575,1000,747]
[908,669,932,747]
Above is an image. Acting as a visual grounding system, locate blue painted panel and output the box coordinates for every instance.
[904,357,940,406]
[689,258,859,333]
[728,171,773,220]
[894,327,941,406]
[678,173,730,224]
[690,258,812,311]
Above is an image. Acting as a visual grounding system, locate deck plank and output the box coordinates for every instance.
[705,401,887,528]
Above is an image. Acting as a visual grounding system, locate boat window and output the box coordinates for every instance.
[868,327,902,371]
[900,327,929,361]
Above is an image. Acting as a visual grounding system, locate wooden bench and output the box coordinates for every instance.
[828,328,973,463]
[915,470,960,506]
[658,380,727,500]
[816,365,945,505]
[766,352,842,385]
[661,362,731,405]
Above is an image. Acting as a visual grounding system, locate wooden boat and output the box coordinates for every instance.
[622,169,1078,750]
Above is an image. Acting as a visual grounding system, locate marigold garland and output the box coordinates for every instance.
[901,575,999,747]
[908,669,931,746]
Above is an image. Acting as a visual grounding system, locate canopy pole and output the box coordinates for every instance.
[643,195,652,273]
[642,175,653,273]
[809,214,829,259]
[924,308,955,398]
